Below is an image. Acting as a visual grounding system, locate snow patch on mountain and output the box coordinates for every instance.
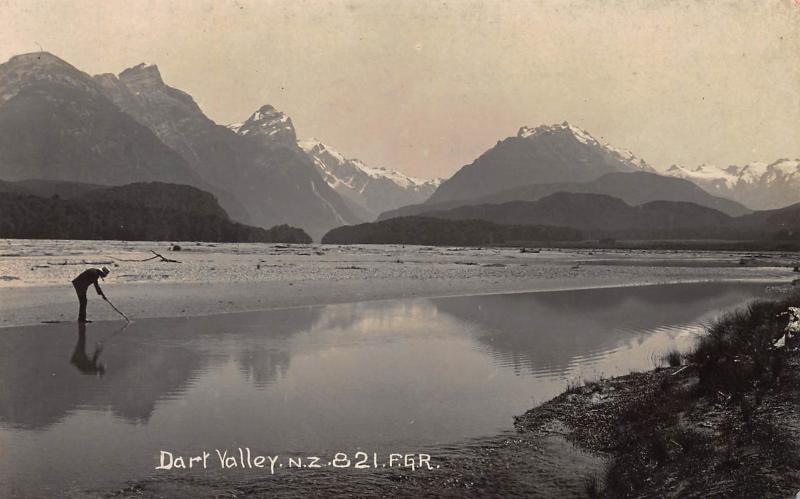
[667,160,800,187]
[299,139,440,190]
[666,159,800,210]
[298,139,441,220]
[517,122,653,172]
[666,164,741,189]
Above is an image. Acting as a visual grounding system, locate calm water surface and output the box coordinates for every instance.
[0,281,770,497]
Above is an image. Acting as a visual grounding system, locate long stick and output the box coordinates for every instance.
[104,297,131,322]
[150,250,181,263]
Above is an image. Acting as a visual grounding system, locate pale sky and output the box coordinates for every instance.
[1,0,798,179]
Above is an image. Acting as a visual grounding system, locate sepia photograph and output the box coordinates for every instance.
[0,0,799,497]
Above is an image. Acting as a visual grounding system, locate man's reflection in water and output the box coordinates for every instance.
[71,322,106,376]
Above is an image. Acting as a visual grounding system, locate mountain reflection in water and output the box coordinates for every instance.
[0,281,769,498]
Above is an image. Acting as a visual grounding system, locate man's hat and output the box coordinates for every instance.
[101,267,110,277]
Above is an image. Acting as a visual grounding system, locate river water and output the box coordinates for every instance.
[0,281,771,497]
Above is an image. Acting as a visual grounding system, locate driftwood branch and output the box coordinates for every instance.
[46,250,182,267]
[108,255,160,262]
[106,250,181,263]
[46,259,114,266]
[150,250,181,263]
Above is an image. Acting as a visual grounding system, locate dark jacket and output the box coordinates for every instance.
[72,268,105,295]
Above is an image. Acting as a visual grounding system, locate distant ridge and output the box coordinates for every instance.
[390,191,800,241]
[0,182,311,243]
[419,192,733,239]
[321,216,582,246]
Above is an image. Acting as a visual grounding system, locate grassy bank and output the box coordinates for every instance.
[517,288,800,498]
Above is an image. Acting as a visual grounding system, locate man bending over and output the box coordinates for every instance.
[72,267,110,323]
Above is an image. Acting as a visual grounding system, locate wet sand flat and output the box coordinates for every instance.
[0,240,794,327]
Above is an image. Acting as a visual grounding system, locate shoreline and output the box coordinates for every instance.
[0,275,791,331]
[516,290,800,498]
[1,260,794,329]
[515,359,800,498]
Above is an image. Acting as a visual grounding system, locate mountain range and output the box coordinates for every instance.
[1,51,797,244]
[0,51,446,239]
[95,65,360,239]
[380,170,750,220]
[666,160,800,210]
[375,123,799,245]
[0,52,367,239]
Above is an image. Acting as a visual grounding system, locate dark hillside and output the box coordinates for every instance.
[0,182,311,243]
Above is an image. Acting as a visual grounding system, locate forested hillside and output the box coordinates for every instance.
[0,182,311,243]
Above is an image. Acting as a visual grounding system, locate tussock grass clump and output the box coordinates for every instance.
[689,292,798,398]
[520,289,800,497]
[600,289,800,497]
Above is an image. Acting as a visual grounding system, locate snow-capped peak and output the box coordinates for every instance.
[228,104,296,144]
[299,138,441,219]
[517,121,598,146]
[516,122,653,171]
[298,139,440,189]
